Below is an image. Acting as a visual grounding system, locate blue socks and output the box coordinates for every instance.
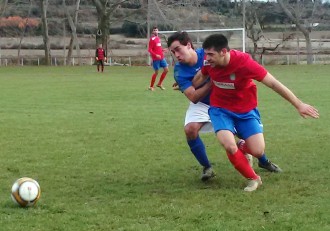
[187,136,211,168]
[258,154,269,165]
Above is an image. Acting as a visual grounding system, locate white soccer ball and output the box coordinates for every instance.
[11,177,41,207]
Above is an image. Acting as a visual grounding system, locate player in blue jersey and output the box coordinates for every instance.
[167,32,216,181]
[167,31,282,182]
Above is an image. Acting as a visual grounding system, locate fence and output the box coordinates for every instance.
[0,55,146,67]
[259,53,330,65]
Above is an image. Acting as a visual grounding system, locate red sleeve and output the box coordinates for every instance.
[244,58,267,81]
[201,65,209,76]
[148,39,157,56]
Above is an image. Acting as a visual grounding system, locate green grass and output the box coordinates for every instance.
[0,65,329,231]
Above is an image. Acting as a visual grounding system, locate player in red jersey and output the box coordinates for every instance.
[194,34,319,192]
[148,27,169,91]
[95,44,106,72]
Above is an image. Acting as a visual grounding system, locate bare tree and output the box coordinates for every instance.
[277,0,322,64]
[258,33,295,64]
[17,0,33,65]
[244,1,295,62]
[63,0,81,65]
[92,0,128,53]
[39,0,50,65]
[244,1,263,60]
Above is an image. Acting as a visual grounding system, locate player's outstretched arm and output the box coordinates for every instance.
[296,103,319,119]
[261,73,319,119]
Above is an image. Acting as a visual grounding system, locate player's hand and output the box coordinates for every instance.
[172,82,179,90]
[156,54,161,59]
[104,57,107,61]
[95,57,99,61]
[297,103,319,119]
[192,71,209,88]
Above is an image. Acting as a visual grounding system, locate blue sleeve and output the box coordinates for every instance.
[174,65,192,92]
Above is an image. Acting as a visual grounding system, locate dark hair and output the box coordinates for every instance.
[167,31,194,49]
[152,26,158,31]
[202,34,230,51]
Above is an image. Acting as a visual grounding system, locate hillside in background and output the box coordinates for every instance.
[1,0,330,38]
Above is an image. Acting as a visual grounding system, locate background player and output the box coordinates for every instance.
[95,43,106,72]
[196,34,319,191]
[148,26,168,91]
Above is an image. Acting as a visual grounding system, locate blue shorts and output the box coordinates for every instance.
[152,59,168,70]
[208,107,263,140]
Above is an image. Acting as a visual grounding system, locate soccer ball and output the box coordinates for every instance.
[11,177,41,207]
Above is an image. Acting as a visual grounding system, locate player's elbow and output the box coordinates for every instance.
[187,95,199,104]
[190,95,201,104]
[191,99,199,104]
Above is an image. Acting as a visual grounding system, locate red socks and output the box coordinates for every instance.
[227,149,258,180]
[239,142,251,154]
[157,72,167,86]
[150,73,157,87]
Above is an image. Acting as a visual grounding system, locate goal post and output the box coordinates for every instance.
[159,28,246,52]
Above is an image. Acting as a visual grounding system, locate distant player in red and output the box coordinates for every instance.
[195,34,319,192]
[148,26,168,91]
[95,44,106,72]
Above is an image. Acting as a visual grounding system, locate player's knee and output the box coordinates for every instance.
[246,141,265,157]
[222,142,238,155]
[184,125,199,140]
[249,147,264,158]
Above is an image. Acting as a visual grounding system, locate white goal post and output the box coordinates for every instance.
[159,28,246,52]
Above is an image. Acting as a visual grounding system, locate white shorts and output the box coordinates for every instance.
[184,102,214,133]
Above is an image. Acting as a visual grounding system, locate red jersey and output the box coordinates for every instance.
[96,48,105,60]
[148,35,164,61]
[201,50,267,113]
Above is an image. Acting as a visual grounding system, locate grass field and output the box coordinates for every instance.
[0,65,329,231]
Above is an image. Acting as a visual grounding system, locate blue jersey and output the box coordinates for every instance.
[174,48,210,105]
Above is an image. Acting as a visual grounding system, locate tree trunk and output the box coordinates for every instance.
[92,0,130,62]
[97,13,110,47]
[300,29,313,64]
[67,38,74,64]
[277,0,313,64]
[40,0,50,65]
[17,0,33,65]
[64,0,81,65]
[93,0,109,46]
